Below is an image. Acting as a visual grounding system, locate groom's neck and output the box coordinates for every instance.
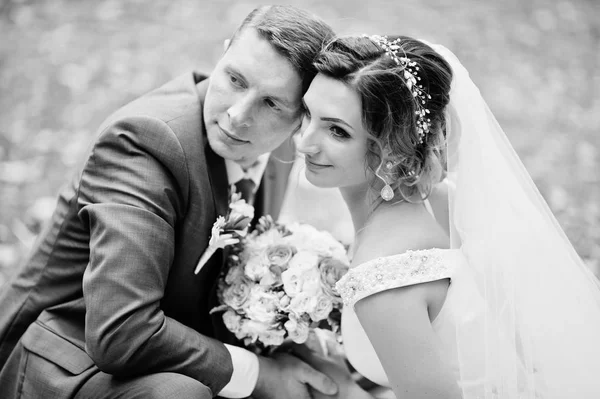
[235,157,259,171]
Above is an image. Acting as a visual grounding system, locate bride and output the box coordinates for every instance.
[292,34,600,398]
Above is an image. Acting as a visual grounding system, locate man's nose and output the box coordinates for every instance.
[227,93,254,128]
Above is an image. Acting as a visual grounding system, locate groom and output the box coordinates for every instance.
[0,5,336,399]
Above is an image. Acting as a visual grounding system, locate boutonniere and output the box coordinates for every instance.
[194,188,255,274]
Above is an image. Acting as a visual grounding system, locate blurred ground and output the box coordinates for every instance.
[0,0,599,287]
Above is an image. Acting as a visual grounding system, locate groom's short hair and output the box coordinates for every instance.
[229,5,334,93]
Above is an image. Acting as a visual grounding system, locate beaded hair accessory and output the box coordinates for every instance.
[366,35,432,143]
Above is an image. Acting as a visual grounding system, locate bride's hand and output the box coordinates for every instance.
[291,344,374,399]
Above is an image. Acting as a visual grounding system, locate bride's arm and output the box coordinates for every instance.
[354,280,462,399]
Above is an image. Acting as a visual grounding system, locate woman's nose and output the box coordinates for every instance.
[296,122,320,155]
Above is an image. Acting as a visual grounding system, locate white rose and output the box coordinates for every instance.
[279,294,291,310]
[281,261,322,298]
[222,309,243,334]
[288,251,319,271]
[244,254,270,282]
[266,244,295,269]
[248,229,284,253]
[224,264,245,285]
[296,230,349,262]
[289,292,318,316]
[244,286,280,324]
[284,315,310,344]
[311,231,347,258]
[308,295,334,322]
[283,223,348,262]
[303,236,334,258]
[258,327,286,347]
[281,268,302,298]
[237,319,270,344]
[318,257,350,299]
[301,267,323,297]
[221,279,252,311]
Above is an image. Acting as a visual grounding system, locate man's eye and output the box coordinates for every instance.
[229,74,241,86]
[265,99,280,111]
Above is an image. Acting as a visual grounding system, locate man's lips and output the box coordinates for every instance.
[218,125,249,144]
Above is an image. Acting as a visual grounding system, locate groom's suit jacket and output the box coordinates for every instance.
[0,72,294,396]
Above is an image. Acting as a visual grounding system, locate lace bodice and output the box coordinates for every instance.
[336,248,460,308]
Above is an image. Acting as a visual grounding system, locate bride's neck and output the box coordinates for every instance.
[339,185,373,234]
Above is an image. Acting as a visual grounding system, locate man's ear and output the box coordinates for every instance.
[223,39,231,52]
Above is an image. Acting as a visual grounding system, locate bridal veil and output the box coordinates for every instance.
[433,43,600,398]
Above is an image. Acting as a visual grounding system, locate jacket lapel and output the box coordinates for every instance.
[196,78,230,218]
[205,144,229,218]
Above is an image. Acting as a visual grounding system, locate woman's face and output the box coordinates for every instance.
[297,74,372,190]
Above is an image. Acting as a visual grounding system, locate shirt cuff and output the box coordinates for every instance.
[218,344,260,398]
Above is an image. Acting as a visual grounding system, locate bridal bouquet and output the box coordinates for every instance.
[211,216,350,351]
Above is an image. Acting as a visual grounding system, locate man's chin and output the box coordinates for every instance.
[207,134,245,162]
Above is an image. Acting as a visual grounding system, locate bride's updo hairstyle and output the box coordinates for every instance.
[313,35,452,202]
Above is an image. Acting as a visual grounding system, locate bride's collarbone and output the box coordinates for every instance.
[352,206,449,267]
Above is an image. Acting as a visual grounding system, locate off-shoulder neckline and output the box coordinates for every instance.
[351,248,462,270]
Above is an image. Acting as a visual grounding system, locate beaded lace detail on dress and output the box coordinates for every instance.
[336,248,458,307]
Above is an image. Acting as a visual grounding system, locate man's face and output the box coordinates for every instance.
[204,28,304,167]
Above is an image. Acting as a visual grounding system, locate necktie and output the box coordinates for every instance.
[234,178,256,205]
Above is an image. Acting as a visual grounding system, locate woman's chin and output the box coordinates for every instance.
[303,170,336,189]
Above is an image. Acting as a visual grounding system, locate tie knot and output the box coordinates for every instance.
[234,178,256,204]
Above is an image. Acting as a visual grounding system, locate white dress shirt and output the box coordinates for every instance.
[218,153,269,398]
[224,153,270,191]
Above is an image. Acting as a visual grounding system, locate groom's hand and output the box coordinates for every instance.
[292,344,374,399]
[253,352,338,399]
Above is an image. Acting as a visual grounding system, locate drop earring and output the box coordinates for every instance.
[380,182,394,201]
[376,161,394,201]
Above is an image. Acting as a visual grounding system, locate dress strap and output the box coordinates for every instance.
[336,249,462,308]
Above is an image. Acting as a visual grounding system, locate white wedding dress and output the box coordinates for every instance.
[338,247,526,399]
[337,197,521,399]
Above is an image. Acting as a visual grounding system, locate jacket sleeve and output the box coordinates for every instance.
[77,115,233,394]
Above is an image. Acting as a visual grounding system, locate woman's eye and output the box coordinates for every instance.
[329,125,350,139]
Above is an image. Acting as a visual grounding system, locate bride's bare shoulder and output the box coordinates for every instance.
[352,203,449,267]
